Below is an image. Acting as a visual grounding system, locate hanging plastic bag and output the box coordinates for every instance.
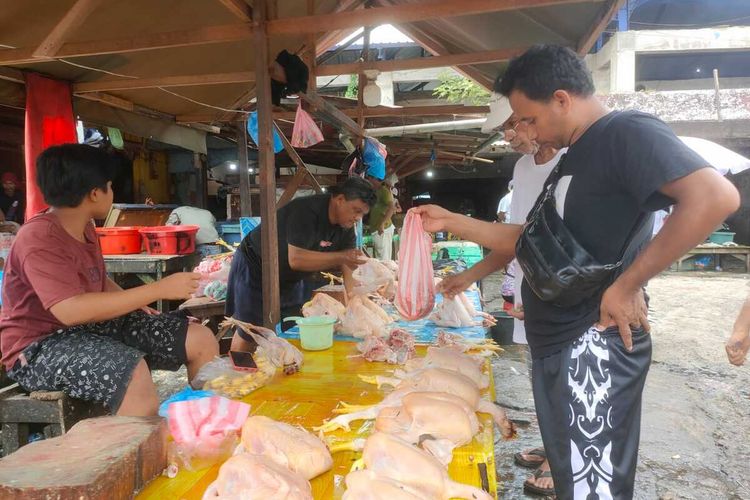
[291,103,324,148]
[247,112,284,153]
[395,209,436,320]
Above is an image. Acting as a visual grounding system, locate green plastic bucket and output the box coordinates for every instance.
[283,316,335,351]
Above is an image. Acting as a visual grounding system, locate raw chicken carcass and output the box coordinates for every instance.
[239,416,333,480]
[358,433,493,500]
[430,293,497,328]
[374,391,480,464]
[202,454,312,500]
[352,258,396,297]
[318,367,513,438]
[395,210,435,321]
[302,293,346,321]
[343,470,427,500]
[435,331,502,357]
[338,295,391,338]
[356,329,416,364]
[405,346,490,389]
[369,367,514,438]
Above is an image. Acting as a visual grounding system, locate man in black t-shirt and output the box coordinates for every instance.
[414,45,739,499]
[226,177,375,350]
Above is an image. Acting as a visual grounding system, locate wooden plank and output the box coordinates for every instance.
[316,47,526,76]
[300,90,365,138]
[216,0,253,21]
[74,91,134,111]
[32,0,103,58]
[238,122,252,217]
[0,24,254,66]
[577,0,627,55]
[357,26,372,135]
[178,104,490,123]
[266,0,585,36]
[255,0,281,329]
[276,168,309,208]
[73,71,255,93]
[0,68,24,85]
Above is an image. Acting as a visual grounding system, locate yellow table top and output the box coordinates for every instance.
[137,341,498,500]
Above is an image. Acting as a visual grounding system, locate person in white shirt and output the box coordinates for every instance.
[496,182,513,222]
[439,118,565,497]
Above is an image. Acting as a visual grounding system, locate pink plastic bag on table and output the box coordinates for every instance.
[167,396,251,471]
[395,209,435,320]
[291,103,324,148]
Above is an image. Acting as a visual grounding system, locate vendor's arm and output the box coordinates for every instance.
[22,248,200,326]
[49,273,200,326]
[411,204,522,254]
[438,251,512,298]
[288,245,367,272]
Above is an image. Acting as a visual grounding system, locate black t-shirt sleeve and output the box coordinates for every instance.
[610,112,710,211]
[286,204,318,249]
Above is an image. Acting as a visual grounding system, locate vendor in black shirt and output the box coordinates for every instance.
[226,177,375,350]
[412,45,740,500]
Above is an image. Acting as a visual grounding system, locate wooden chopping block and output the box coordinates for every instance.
[0,416,167,500]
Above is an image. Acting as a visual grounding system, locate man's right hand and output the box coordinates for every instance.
[342,249,368,268]
[437,272,473,299]
[411,204,455,233]
[155,272,201,300]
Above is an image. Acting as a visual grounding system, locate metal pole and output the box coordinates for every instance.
[713,68,722,121]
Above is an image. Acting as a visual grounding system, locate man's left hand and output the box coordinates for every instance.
[598,280,650,352]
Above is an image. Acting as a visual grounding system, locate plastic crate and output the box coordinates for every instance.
[216,222,242,244]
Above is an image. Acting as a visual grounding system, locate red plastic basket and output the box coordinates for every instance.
[95,227,142,255]
[139,225,200,255]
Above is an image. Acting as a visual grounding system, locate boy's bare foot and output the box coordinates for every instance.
[726,330,750,366]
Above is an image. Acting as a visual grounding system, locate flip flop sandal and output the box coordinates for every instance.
[513,447,546,468]
[523,468,555,497]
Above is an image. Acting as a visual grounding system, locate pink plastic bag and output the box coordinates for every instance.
[167,396,251,471]
[395,209,435,320]
[291,103,324,148]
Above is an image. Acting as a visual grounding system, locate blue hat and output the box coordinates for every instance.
[363,138,386,180]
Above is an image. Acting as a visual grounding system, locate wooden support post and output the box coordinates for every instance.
[238,122,252,217]
[306,0,317,92]
[276,169,310,209]
[357,27,372,136]
[254,0,281,328]
[193,152,208,209]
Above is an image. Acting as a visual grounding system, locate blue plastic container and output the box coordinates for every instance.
[216,222,242,244]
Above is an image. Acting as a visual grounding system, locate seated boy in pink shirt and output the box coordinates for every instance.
[0,144,218,416]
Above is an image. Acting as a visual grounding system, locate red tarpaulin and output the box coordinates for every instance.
[24,73,77,220]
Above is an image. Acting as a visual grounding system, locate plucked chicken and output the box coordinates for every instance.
[356,329,416,364]
[302,293,346,321]
[435,331,502,357]
[338,295,391,338]
[374,391,480,464]
[358,433,493,500]
[342,470,427,500]
[239,416,333,480]
[430,293,497,328]
[352,258,397,298]
[404,346,490,389]
[202,454,312,500]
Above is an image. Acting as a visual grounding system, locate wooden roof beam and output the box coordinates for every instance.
[0,24,253,66]
[216,0,253,21]
[577,0,627,55]
[32,0,103,58]
[266,0,586,36]
[0,0,586,66]
[300,90,365,138]
[316,47,526,76]
[176,104,489,123]
[379,9,495,90]
[73,71,256,93]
